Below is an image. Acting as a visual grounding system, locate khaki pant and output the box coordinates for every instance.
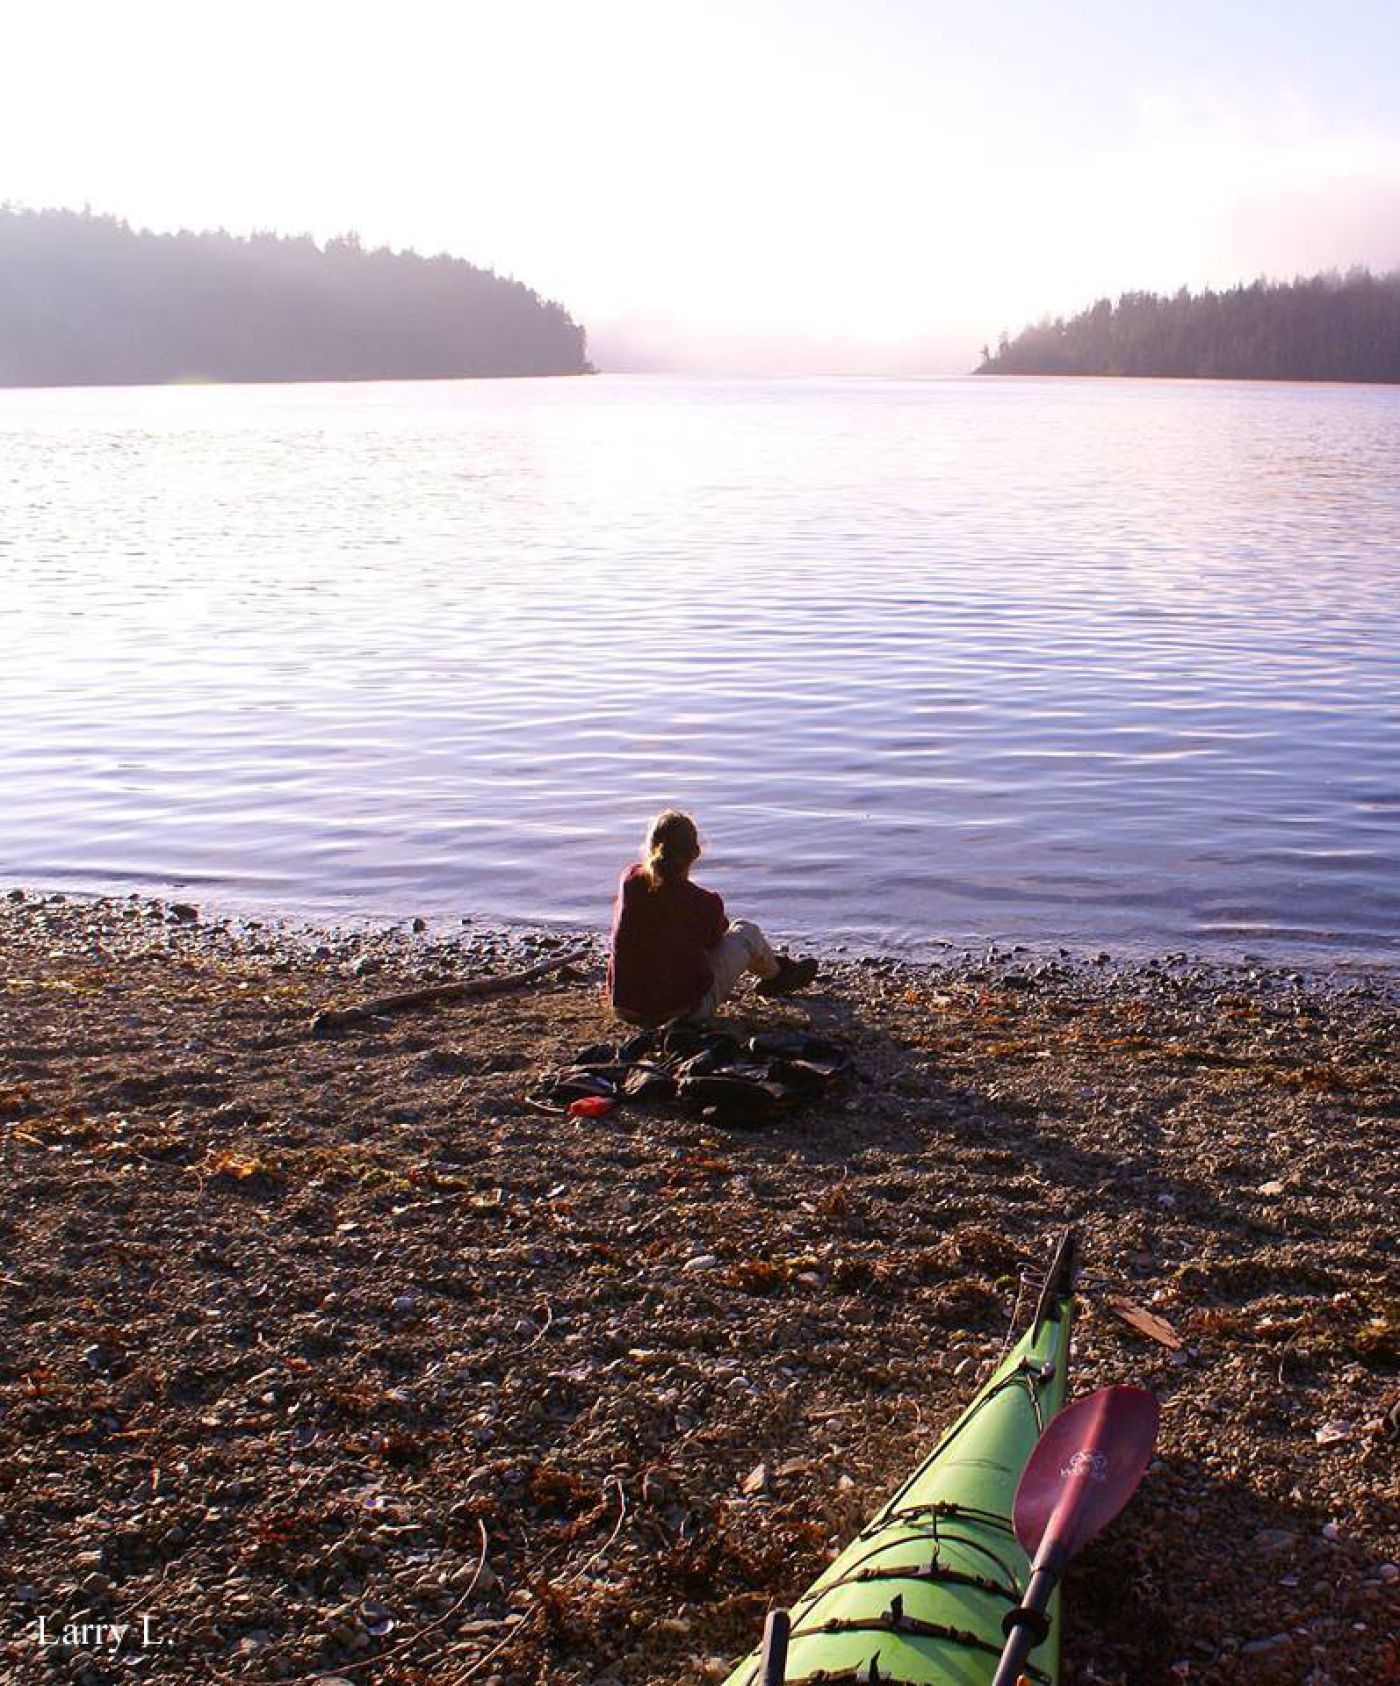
[614,920,781,1027]
[693,919,780,1018]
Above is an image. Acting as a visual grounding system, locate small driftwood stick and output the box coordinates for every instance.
[309,947,592,1038]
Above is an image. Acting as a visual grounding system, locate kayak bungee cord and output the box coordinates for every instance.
[799,1551,1022,1609]
[851,1506,1029,1592]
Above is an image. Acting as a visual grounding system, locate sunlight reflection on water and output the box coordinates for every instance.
[1,373,1397,963]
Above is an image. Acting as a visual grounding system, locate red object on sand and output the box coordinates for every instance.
[568,1095,617,1118]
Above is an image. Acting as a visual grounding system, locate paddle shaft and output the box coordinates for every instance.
[758,1609,790,1684]
[990,1538,1066,1686]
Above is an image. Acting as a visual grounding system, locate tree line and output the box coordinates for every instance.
[0,205,592,387]
[976,271,1400,383]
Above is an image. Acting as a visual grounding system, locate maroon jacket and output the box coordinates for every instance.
[608,864,727,1022]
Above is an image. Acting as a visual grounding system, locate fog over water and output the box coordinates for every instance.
[1,373,1397,966]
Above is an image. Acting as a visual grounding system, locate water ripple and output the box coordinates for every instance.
[1,374,1397,963]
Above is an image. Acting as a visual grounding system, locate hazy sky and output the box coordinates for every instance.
[5,0,1399,373]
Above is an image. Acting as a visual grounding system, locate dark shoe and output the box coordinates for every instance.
[754,954,819,997]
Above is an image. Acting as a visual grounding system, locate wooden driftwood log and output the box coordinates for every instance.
[309,947,592,1038]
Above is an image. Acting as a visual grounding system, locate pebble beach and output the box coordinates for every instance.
[2,889,1396,1684]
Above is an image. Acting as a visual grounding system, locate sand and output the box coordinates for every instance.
[1,889,1396,1684]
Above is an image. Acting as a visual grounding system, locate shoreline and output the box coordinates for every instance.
[2,888,1396,1683]
[8,882,1397,998]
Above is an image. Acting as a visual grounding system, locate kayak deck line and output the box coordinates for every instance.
[771,1646,1049,1686]
[860,1493,1037,1538]
[777,1668,955,1685]
[796,1506,1028,1609]
[722,1228,1077,1686]
[805,1599,1031,1665]
[812,1560,1021,1607]
[850,1501,1026,1581]
[779,1677,1039,1686]
[783,1572,1051,1683]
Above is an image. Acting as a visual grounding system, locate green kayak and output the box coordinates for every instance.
[723,1229,1077,1686]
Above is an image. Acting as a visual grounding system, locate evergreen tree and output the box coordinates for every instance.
[0,205,593,387]
[976,272,1400,383]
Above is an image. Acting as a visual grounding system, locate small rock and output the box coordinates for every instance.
[682,1254,718,1272]
[741,1463,769,1495]
[1241,1634,1291,1658]
[1253,1529,1299,1556]
[447,1560,478,1590]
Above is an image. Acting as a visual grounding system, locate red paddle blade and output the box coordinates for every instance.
[1013,1385,1160,1560]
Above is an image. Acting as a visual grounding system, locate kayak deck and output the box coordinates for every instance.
[723,1235,1075,1685]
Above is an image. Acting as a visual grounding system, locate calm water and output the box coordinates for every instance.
[2,374,1397,965]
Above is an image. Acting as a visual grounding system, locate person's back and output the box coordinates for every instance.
[609,862,727,1023]
[607,811,817,1025]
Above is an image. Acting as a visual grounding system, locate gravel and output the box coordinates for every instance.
[1,890,1396,1684]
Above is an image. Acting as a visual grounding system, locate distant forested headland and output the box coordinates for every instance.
[0,206,592,387]
[976,270,1400,383]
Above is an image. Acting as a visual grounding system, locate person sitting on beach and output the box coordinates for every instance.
[608,810,818,1026]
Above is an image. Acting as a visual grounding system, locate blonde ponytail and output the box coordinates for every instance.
[643,810,700,890]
